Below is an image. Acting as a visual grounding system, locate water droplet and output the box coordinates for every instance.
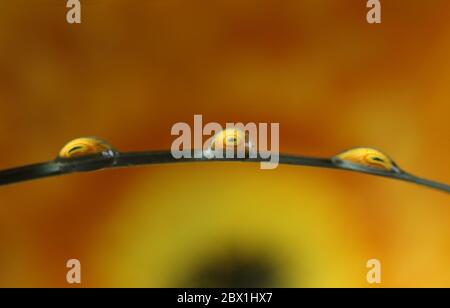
[332,147,402,173]
[205,128,255,158]
[57,137,116,160]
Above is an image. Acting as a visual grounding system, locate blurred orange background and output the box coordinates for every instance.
[0,0,449,287]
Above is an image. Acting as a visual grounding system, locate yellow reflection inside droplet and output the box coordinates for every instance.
[333,147,400,173]
[58,137,114,159]
[209,128,253,154]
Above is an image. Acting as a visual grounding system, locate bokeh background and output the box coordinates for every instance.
[0,0,449,287]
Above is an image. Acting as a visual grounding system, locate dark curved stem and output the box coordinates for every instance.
[0,162,64,186]
[0,150,448,194]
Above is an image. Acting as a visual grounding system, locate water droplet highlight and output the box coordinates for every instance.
[332,147,402,173]
[205,128,255,158]
[57,137,116,160]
